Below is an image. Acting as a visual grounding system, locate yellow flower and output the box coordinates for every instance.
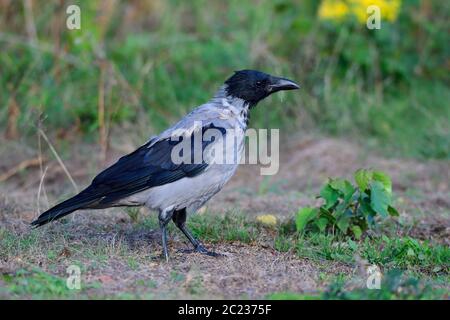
[318,1,350,21]
[318,0,401,23]
[256,214,278,227]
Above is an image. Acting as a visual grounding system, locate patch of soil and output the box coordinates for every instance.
[81,242,351,299]
[0,135,449,298]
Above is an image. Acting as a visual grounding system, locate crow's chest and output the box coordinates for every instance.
[218,98,249,130]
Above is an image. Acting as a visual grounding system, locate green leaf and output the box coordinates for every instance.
[333,203,347,219]
[330,179,355,202]
[329,178,345,192]
[359,197,376,216]
[315,217,329,232]
[319,207,335,222]
[343,184,356,204]
[370,181,391,218]
[372,171,392,195]
[336,216,350,233]
[351,225,362,239]
[387,205,399,217]
[295,207,318,233]
[347,239,358,251]
[354,169,372,191]
[320,183,339,209]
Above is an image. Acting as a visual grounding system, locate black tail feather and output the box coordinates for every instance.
[31,188,99,227]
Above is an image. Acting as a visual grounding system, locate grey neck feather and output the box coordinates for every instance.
[212,85,251,127]
[213,86,249,111]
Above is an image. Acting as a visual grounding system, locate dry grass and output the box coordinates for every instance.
[0,134,448,299]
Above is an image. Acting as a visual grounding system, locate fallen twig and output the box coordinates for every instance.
[0,157,44,182]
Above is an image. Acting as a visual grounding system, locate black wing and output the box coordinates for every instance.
[89,123,226,206]
[31,124,226,227]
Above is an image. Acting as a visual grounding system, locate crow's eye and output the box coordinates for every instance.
[255,81,263,87]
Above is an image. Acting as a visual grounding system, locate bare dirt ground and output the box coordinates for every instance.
[0,134,448,298]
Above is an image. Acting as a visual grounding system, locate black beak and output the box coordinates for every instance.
[268,77,300,92]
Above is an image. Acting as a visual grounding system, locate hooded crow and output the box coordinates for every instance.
[31,70,300,260]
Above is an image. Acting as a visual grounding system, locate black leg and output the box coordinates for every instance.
[159,208,174,262]
[172,209,222,257]
[172,209,200,248]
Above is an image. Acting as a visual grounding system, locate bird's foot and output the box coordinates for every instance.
[179,244,223,257]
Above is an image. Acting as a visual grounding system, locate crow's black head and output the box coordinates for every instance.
[224,70,299,107]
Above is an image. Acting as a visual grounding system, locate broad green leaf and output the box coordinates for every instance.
[372,171,392,195]
[370,181,391,218]
[354,169,372,191]
[336,216,350,233]
[333,203,346,219]
[295,207,318,233]
[319,207,335,222]
[315,217,328,232]
[330,179,355,202]
[359,198,376,217]
[351,225,362,239]
[343,183,356,204]
[329,178,345,193]
[320,183,339,209]
[387,205,399,217]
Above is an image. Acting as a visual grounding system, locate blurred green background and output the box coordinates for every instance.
[1,0,449,159]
